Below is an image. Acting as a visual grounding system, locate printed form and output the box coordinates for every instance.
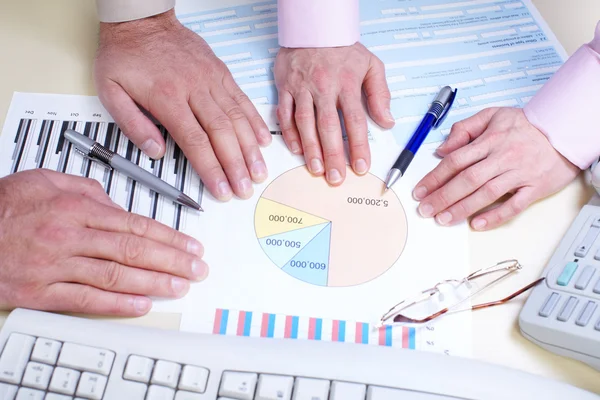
[175,0,567,145]
[0,0,570,359]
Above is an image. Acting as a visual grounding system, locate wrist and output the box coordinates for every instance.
[99,9,179,46]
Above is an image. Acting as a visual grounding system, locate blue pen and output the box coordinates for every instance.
[384,86,457,191]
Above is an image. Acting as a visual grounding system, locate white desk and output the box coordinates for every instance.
[1,0,599,394]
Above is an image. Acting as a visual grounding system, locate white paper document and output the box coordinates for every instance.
[0,0,570,359]
[0,93,471,356]
[175,0,567,146]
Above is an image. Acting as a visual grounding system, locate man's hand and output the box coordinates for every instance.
[94,10,271,202]
[413,108,580,230]
[0,170,208,316]
[274,43,395,186]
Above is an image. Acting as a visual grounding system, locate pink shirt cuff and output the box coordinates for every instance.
[523,21,600,170]
[277,0,360,48]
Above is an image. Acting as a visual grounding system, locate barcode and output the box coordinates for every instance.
[10,118,204,232]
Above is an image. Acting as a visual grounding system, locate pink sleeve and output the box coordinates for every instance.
[277,0,360,48]
[523,22,600,170]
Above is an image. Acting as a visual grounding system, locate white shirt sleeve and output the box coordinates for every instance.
[96,0,176,23]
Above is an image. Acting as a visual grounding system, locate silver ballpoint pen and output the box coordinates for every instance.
[64,129,203,211]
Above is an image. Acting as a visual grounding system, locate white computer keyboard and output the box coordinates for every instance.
[520,201,600,370]
[0,309,597,400]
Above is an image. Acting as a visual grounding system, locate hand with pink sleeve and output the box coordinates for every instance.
[274,0,395,186]
[412,22,600,231]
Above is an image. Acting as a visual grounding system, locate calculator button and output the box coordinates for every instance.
[574,226,600,257]
[0,333,36,385]
[539,292,560,317]
[576,301,597,327]
[557,296,579,322]
[557,262,578,286]
[30,338,62,365]
[575,265,596,290]
[0,383,18,400]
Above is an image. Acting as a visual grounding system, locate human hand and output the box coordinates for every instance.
[94,10,271,202]
[413,107,580,230]
[274,43,395,186]
[0,169,208,316]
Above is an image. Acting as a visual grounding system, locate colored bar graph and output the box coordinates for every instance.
[213,308,418,349]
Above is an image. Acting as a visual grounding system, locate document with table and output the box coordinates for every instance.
[0,0,569,360]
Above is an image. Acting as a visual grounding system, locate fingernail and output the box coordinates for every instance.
[238,177,254,198]
[133,297,151,313]
[251,160,268,181]
[418,203,434,218]
[327,169,342,184]
[290,141,301,154]
[354,159,368,175]
[171,277,189,295]
[187,240,203,256]
[385,109,395,122]
[191,259,208,280]
[472,218,487,230]
[310,158,324,174]
[413,186,427,200]
[141,139,161,159]
[217,181,232,200]
[436,211,452,225]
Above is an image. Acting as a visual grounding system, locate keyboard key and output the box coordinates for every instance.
[539,292,560,317]
[557,296,579,322]
[44,394,72,400]
[255,374,294,400]
[292,378,330,400]
[146,385,175,400]
[557,262,578,286]
[330,381,367,400]
[219,372,257,400]
[0,333,36,385]
[15,387,44,400]
[151,360,181,389]
[574,226,600,257]
[594,277,600,294]
[76,372,107,400]
[57,343,114,376]
[0,382,18,400]
[596,316,600,331]
[123,355,154,383]
[576,301,597,327]
[595,248,600,261]
[49,367,80,395]
[178,365,209,393]
[30,339,62,365]
[175,391,203,400]
[592,216,600,228]
[575,266,596,290]
[21,362,53,390]
[367,386,449,399]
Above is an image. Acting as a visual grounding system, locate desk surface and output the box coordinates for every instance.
[1,0,600,394]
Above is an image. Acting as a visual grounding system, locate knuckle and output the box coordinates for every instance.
[74,286,95,313]
[462,168,480,185]
[224,106,247,123]
[120,235,146,264]
[180,127,211,150]
[294,108,314,124]
[310,67,331,94]
[483,181,503,200]
[206,115,234,135]
[127,213,151,237]
[231,89,251,106]
[445,152,465,170]
[436,189,452,208]
[343,108,366,126]
[152,80,180,100]
[102,262,123,290]
[318,113,340,132]
[54,193,85,212]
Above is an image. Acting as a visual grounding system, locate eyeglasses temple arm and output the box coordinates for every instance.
[471,277,545,311]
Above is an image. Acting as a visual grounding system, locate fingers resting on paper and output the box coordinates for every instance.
[0,169,208,317]
[413,107,580,231]
[274,43,395,186]
[94,9,271,202]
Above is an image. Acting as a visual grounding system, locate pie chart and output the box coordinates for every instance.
[254,166,408,287]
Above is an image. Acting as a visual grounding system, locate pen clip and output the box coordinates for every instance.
[73,147,113,171]
[433,88,458,129]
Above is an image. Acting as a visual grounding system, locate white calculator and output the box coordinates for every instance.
[519,197,600,370]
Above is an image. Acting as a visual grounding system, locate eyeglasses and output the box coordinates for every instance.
[378,259,545,327]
